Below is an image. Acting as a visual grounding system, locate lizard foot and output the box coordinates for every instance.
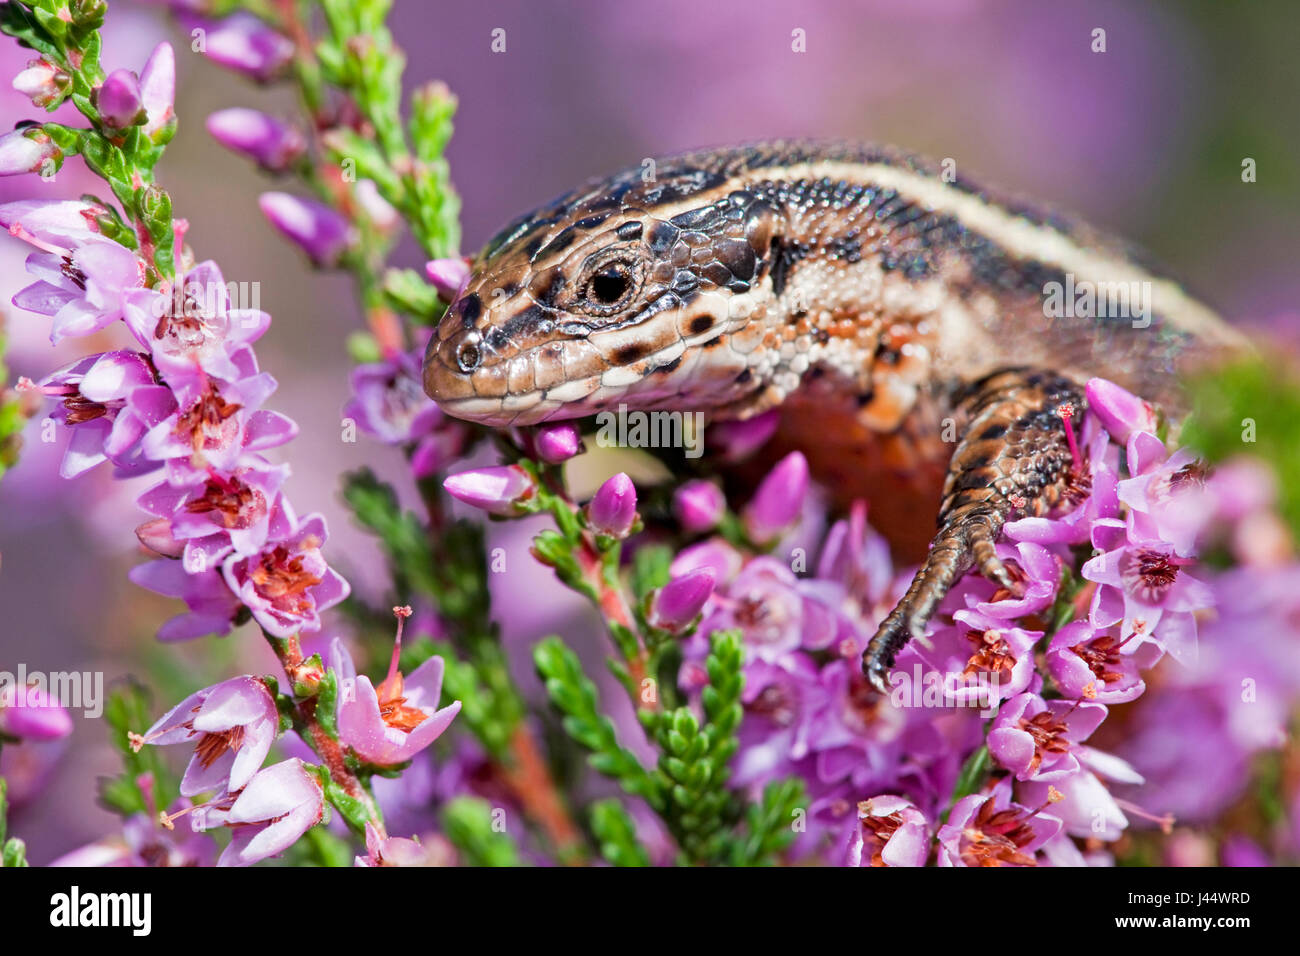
[862,367,1085,692]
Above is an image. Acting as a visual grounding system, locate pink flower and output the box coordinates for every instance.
[191,758,323,867]
[744,451,808,543]
[329,619,460,767]
[0,683,73,740]
[134,676,277,797]
[843,795,930,867]
[936,785,1061,867]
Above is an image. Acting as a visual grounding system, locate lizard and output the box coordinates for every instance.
[420,140,1248,693]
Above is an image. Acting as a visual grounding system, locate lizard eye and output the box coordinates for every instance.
[456,339,482,372]
[576,255,642,316]
[587,265,631,305]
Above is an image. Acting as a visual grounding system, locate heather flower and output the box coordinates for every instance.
[744,451,808,543]
[425,256,470,300]
[51,804,216,867]
[1085,376,1157,444]
[137,459,289,565]
[132,675,277,797]
[1020,764,1138,842]
[0,682,73,740]
[191,758,324,867]
[1045,620,1160,704]
[648,567,715,631]
[988,692,1107,782]
[816,500,894,608]
[7,222,144,343]
[731,655,822,786]
[701,556,829,662]
[128,559,245,641]
[586,472,637,537]
[843,795,929,867]
[122,260,271,381]
[12,58,69,108]
[258,191,354,266]
[532,422,582,464]
[670,537,745,585]
[207,108,305,172]
[185,12,294,82]
[330,614,460,767]
[356,821,441,867]
[673,479,725,533]
[936,786,1061,866]
[222,510,350,638]
[32,350,158,477]
[344,347,441,445]
[139,42,176,140]
[1082,520,1213,664]
[709,409,779,462]
[0,126,60,176]
[444,464,536,516]
[95,69,146,128]
[136,346,297,478]
[967,540,1060,620]
[899,608,1040,706]
[1118,440,1209,558]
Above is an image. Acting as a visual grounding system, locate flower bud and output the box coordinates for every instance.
[0,127,61,176]
[673,480,726,533]
[533,423,583,464]
[95,69,146,128]
[207,108,305,172]
[190,12,294,82]
[140,43,176,141]
[586,472,637,537]
[12,58,70,109]
[1085,377,1158,444]
[425,257,470,300]
[744,451,808,543]
[709,409,780,462]
[135,517,185,558]
[258,192,354,266]
[0,684,73,741]
[443,465,536,516]
[649,567,715,631]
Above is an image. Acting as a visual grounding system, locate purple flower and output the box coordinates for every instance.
[344,348,441,445]
[221,510,350,638]
[936,786,1061,867]
[673,479,725,533]
[356,821,440,867]
[443,465,536,516]
[648,567,715,631]
[0,127,60,176]
[122,261,271,380]
[586,472,637,537]
[10,230,143,343]
[708,409,779,462]
[744,451,808,543]
[330,625,460,767]
[532,422,583,464]
[33,350,158,477]
[137,459,289,567]
[988,692,1107,782]
[95,69,146,128]
[258,192,354,266]
[700,556,832,663]
[1118,441,1209,559]
[899,608,1039,706]
[1085,377,1158,444]
[843,795,929,867]
[967,540,1060,620]
[1082,522,1213,664]
[133,676,277,797]
[0,683,73,740]
[185,12,294,82]
[1045,620,1160,704]
[207,108,305,172]
[1020,760,1140,842]
[670,537,745,585]
[425,257,470,300]
[139,43,176,141]
[191,758,323,867]
[12,58,69,108]
[128,560,244,642]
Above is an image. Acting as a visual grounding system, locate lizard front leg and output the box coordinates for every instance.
[862,367,1085,692]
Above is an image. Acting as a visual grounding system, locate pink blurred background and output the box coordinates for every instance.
[1,0,1297,862]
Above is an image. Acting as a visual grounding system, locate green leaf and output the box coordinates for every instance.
[589,799,650,867]
[441,796,523,867]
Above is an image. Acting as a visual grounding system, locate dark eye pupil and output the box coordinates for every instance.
[589,268,629,304]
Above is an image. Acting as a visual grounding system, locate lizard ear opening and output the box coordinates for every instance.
[743,199,788,295]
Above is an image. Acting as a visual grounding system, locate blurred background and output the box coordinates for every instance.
[1,0,1298,863]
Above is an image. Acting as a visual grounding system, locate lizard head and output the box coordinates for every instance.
[423,159,786,426]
